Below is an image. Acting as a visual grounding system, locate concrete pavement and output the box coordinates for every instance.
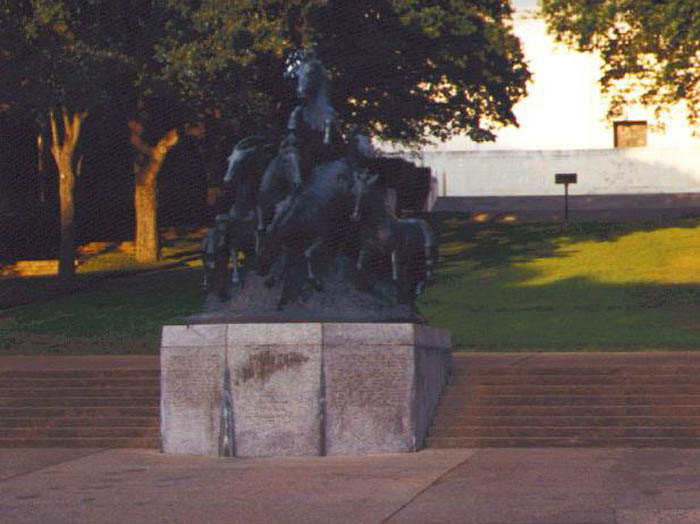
[2,447,700,523]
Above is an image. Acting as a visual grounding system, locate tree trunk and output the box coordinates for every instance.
[49,107,87,286]
[131,126,179,263]
[36,131,46,203]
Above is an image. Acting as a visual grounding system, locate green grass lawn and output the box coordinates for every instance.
[0,235,204,354]
[0,235,202,310]
[0,267,202,354]
[2,216,700,354]
[418,215,700,351]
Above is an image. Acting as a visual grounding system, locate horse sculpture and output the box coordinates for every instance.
[257,157,355,300]
[283,49,342,184]
[350,169,437,301]
[201,214,232,299]
[255,135,304,250]
[199,48,438,317]
[257,131,376,301]
[201,135,283,295]
[222,135,275,255]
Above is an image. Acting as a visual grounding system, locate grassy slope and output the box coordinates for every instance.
[0,237,203,354]
[3,217,700,354]
[417,216,700,351]
[0,267,202,354]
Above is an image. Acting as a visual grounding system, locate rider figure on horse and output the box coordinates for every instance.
[283,49,344,186]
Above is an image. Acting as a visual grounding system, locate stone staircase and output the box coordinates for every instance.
[0,366,160,448]
[427,353,700,448]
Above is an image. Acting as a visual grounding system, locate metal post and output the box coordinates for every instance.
[555,173,577,223]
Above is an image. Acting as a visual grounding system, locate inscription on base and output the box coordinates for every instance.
[228,342,322,457]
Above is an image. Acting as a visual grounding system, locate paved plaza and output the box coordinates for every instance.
[2,447,700,523]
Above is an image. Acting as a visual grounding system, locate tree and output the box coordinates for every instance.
[3,0,532,268]
[540,0,700,126]
[1,0,113,284]
[2,1,308,264]
[102,0,321,261]
[163,0,531,147]
[305,0,531,145]
[49,107,86,282]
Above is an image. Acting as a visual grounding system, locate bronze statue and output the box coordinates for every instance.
[202,136,275,298]
[197,49,437,322]
[257,130,373,303]
[283,49,343,181]
[350,168,437,301]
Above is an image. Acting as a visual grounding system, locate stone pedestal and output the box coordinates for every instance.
[161,323,451,457]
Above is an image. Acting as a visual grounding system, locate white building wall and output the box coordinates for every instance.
[425,8,700,153]
[418,148,700,197]
[404,6,700,203]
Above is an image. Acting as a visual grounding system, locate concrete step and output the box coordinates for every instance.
[429,354,700,448]
[0,406,160,418]
[0,370,159,379]
[0,378,160,388]
[0,437,160,448]
[0,388,160,398]
[0,361,161,449]
[435,406,700,419]
[0,427,159,439]
[425,436,700,448]
[449,366,700,376]
[429,426,700,438]
[0,397,159,408]
[448,375,700,386]
[438,395,700,406]
[0,417,158,428]
[444,385,700,395]
[432,415,700,427]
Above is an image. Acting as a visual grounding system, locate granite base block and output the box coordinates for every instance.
[160,326,226,456]
[227,324,323,457]
[160,323,451,457]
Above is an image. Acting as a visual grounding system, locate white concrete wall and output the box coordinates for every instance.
[416,148,700,197]
[421,8,700,152]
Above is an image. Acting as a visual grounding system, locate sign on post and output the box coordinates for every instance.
[555,174,577,185]
[555,173,577,221]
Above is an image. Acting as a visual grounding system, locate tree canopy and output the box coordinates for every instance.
[1,1,302,134]
[307,0,531,144]
[0,0,118,119]
[3,0,531,146]
[159,0,531,145]
[540,0,700,126]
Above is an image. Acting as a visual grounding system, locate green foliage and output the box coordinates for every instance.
[3,0,531,146]
[1,0,118,118]
[1,1,299,132]
[307,0,531,144]
[540,0,700,126]
[153,0,324,136]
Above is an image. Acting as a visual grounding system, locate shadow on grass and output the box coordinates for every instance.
[421,277,700,352]
[0,266,204,355]
[3,215,700,354]
[429,213,700,270]
[0,235,203,310]
[418,214,700,352]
